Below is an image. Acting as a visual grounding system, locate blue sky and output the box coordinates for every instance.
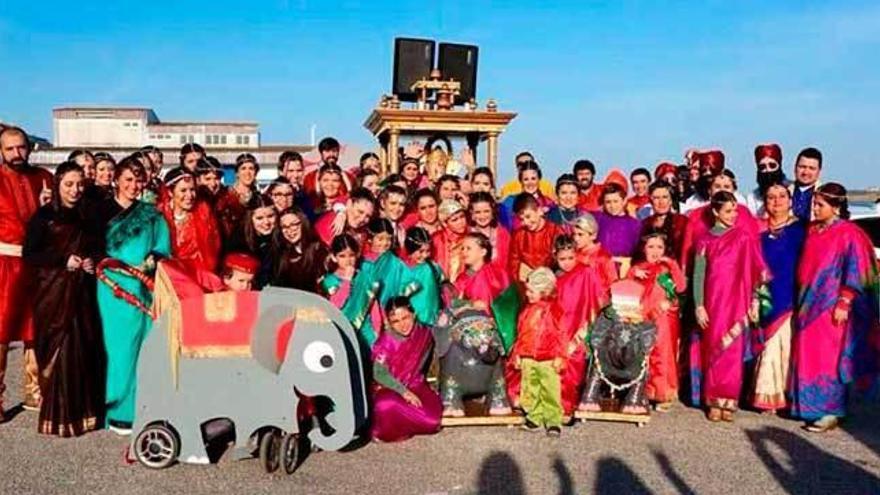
[1,1,878,188]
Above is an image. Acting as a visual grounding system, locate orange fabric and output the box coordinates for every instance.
[508,221,563,282]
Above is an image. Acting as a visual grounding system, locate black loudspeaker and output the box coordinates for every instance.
[393,38,436,102]
[438,43,478,105]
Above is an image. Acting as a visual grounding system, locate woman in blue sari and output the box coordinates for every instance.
[95,157,170,434]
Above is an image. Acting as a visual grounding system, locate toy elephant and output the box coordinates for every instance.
[130,287,367,472]
[434,304,511,416]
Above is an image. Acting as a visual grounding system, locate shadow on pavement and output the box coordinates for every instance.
[747,426,880,494]
[651,449,696,495]
[593,457,652,495]
[552,456,575,495]
[840,402,880,457]
[477,451,525,495]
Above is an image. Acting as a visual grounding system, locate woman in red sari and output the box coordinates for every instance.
[790,183,880,432]
[468,192,510,271]
[640,181,690,270]
[628,232,687,410]
[690,191,766,422]
[158,168,221,274]
[432,199,470,284]
[572,213,618,293]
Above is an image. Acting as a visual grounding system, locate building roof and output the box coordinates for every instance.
[53,106,154,112]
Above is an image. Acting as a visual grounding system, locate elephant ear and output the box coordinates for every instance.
[250,303,295,374]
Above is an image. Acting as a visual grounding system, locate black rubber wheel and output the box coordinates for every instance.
[259,431,281,473]
[134,424,180,469]
[281,433,301,475]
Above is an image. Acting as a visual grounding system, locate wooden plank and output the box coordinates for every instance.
[441,415,525,427]
[574,411,651,424]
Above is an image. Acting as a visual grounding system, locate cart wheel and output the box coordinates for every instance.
[134,424,180,469]
[281,433,301,475]
[259,430,282,473]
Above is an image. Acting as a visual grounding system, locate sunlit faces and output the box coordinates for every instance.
[469,200,495,228]
[575,168,594,190]
[320,148,340,166]
[381,192,407,221]
[438,180,460,201]
[319,171,343,199]
[116,168,145,202]
[95,160,114,187]
[643,236,666,263]
[602,192,626,216]
[333,247,358,272]
[346,199,374,229]
[812,195,836,222]
[713,201,738,227]
[471,173,493,193]
[58,169,85,208]
[362,155,381,172]
[0,131,30,166]
[387,306,416,336]
[709,175,735,195]
[182,151,203,172]
[795,157,821,186]
[282,160,305,188]
[517,206,544,231]
[74,154,96,180]
[555,248,577,273]
[520,170,540,195]
[631,174,650,196]
[525,286,547,304]
[650,187,673,215]
[417,195,439,224]
[223,270,254,292]
[764,184,792,218]
[198,172,221,194]
[172,176,197,212]
[445,210,469,235]
[237,161,258,187]
[251,206,277,236]
[370,232,393,255]
[362,174,381,196]
[408,243,431,264]
[402,162,420,182]
[279,212,303,244]
[270,183,295,211]
[573,226,597,249]
[462,237,487,268]
[557,183,579,209]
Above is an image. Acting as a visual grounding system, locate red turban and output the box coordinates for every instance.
[223,252,260,275]
[754,143,782,165]
[654,162,678,180]
[698,150,725,175]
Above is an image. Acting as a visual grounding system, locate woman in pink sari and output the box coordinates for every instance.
[790,183,880,432]
[468,192,510,271]
[370,297,442,442]
[690,191,766,422]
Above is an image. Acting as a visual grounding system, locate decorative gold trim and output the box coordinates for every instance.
[181,345,252,358]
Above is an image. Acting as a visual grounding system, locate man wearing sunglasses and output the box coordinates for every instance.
[746,143,787,216]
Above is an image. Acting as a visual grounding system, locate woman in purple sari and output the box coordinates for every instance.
[790,183,880,432]
[370,296,442,442]
[690,191,767,422]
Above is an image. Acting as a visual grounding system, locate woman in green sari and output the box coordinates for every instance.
[95,157,171,434]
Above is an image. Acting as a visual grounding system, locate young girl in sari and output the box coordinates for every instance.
[468,191,510,271]
[370,297,442,443]
[790,183,879,432]
[321,234,382,349]
[629,231,687,411]
[393,227,444,325]
[691,191,766,422]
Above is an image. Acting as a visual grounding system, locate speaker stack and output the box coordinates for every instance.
[392,37,479,106]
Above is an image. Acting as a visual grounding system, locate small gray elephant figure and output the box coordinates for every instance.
[130,287,367,471]
[434,303,511,417]
[579,307,657,415]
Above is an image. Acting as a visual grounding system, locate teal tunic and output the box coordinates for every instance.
[322,271,381,349]
[97,201,170,426]
[372,252,443,326]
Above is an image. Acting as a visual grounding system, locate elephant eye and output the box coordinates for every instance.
[303,341,335,373]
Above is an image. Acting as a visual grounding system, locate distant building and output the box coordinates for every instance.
[52,106,259,149]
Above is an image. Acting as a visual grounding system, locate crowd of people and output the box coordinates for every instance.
[0,123,877,444]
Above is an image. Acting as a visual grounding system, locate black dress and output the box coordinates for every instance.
[272,240,328,293]
[23,204,105,437]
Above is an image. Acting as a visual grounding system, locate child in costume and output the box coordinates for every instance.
[370,296,442,442]
[508,194,563,287]
[508,267,566,437]
[321,234,382,348]
[220,252,261,292]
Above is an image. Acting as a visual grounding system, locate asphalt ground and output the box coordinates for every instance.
[1,347,879,495]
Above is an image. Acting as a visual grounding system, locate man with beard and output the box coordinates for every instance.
[303,136,353,196]
[277,150,315,220]
[681,150,725,213]
[574,159,604,211]
[746,144,786,216]
[0,126,53,420]
[789,147,823,221]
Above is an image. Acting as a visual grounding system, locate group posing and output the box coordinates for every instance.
[0,124,877,443]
